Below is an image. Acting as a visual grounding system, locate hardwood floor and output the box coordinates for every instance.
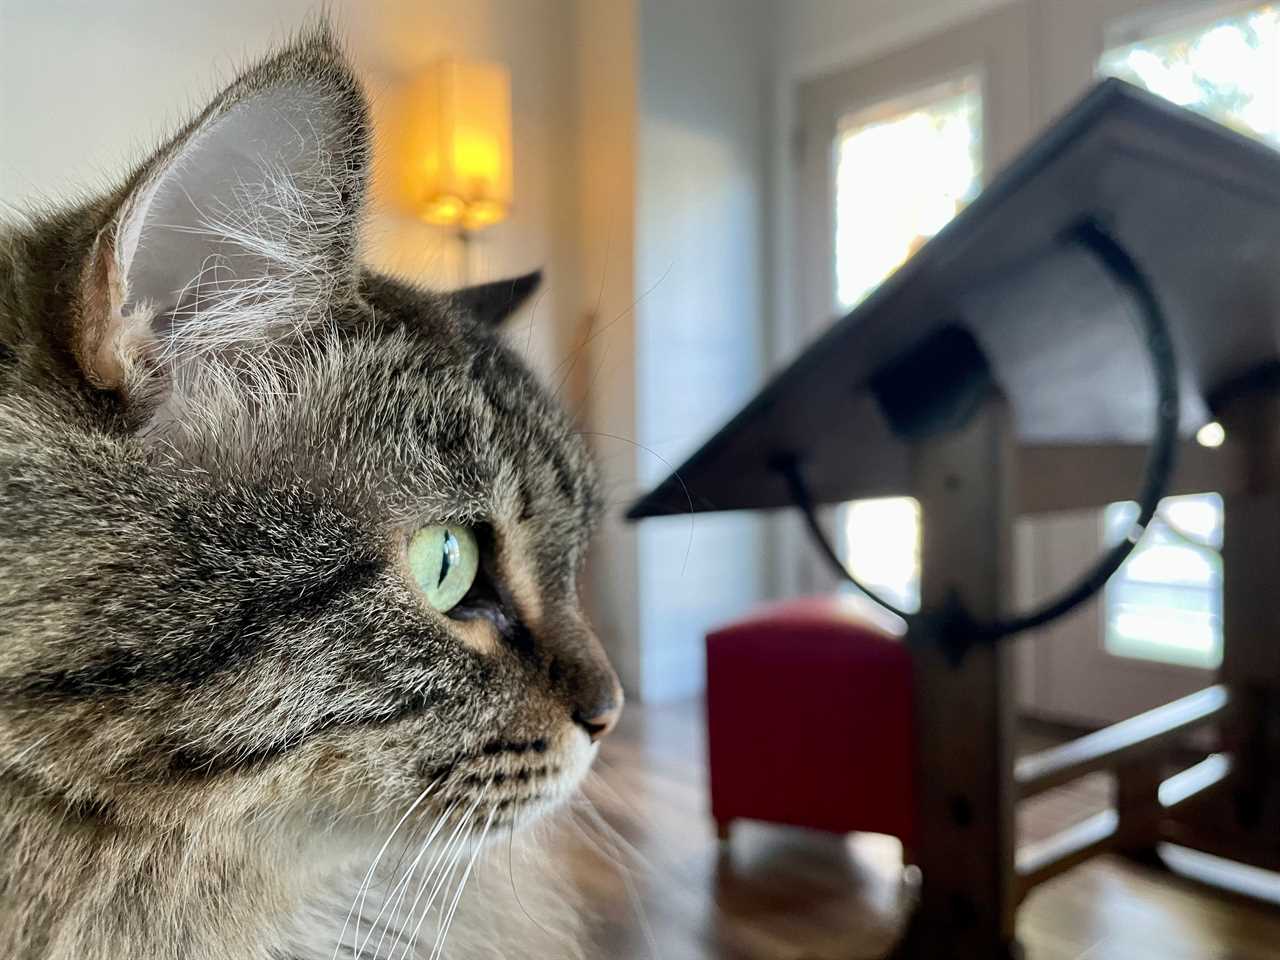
[556,699,1280,959]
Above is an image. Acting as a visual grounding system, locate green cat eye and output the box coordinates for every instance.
[407,525,480,613]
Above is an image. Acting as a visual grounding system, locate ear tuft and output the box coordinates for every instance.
[76,27,369,405]
[454,271,543,328]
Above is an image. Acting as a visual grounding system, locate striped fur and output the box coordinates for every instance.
[0,26,612,960]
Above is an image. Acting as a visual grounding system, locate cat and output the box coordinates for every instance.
[0,24,620,960]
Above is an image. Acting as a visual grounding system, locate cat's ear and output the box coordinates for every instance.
[453,271,543,327]
[75,28,369,396]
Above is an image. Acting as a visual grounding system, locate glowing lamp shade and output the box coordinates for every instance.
[407,59,513,230]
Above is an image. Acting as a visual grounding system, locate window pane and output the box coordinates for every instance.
[834,74,982,310]
[841,497,921,613]
[1099,4,1280,144]
[1103,493,1224,669]
[1098,8,1256,669]
[832,78,979,609]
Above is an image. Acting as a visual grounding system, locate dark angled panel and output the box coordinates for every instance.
[629,80,1280,520]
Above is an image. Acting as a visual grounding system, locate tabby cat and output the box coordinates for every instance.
[0,26,620,960]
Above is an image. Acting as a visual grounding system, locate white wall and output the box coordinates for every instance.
[775,0,1018,82]
[569,0,773,703]
[0,0,579,373]
[570,0,644,697]
[633,0,772,700]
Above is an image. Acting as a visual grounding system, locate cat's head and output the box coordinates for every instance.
[0,29,619,840]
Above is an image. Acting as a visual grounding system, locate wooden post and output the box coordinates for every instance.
[1188,390,1280,862]
[1114,758,1164,866]
[895,390,1021,960]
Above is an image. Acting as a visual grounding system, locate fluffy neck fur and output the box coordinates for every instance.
[3,782,306,958]
[0,779,582,959]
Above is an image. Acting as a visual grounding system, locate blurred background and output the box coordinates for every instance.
[4,2,1279,956]
[7,0,1271,713]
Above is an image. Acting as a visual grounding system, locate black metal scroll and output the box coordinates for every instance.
[779,219,1180,659]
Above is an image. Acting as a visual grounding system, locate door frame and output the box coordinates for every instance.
[794,1,1036,357]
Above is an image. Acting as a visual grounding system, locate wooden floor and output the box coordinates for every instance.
[555,699,1280,960]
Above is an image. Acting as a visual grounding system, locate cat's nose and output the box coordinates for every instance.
[572,692,623,743]
[547,616,624,743]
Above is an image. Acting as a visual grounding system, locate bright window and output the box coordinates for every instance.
[1103,494,1224,670]
[1091,6,1276,671]
[834,73,982,310]
[841,497,922,613]
[834,76,981,605]
[1099,4,1280,145]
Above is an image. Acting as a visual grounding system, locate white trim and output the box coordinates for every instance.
[779,0,1022,89]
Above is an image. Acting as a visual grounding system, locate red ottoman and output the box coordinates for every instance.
[705,594,915,852]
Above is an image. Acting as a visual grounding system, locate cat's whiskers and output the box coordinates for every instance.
[427,806,496,960]
[566,798,662,960]
[593,787,654,862]
[396,830,468,959]
[410,807,486,960]
[505,822,559,941]
[373,798,483,960]
[395,798,483,959]
[573,261,677,424]
[521,284,548,367]
[381,797,480,957]
[583,759,643,821]
[360,849,423,959]
[547,223,612,406]
[575,429,695,575]
[331,782,435,960]
[550,257,674,409]
[358,797,460,960]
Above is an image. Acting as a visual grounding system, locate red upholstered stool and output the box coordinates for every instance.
[705,594,915,853]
